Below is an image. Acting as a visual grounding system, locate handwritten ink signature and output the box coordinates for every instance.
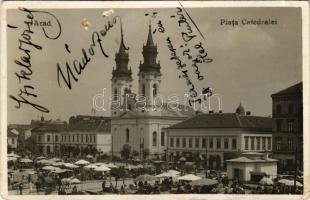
[8,7,62,113]
[56,17,118,90]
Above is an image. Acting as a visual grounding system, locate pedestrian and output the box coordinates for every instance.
[18,183,23,195]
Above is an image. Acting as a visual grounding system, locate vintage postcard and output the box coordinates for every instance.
[0,1,309,200]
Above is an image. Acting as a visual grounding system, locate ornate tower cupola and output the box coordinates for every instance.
[111,21,133,114]
[138,23,162,106]
[236,102,245,116]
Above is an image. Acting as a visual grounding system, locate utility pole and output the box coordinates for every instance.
[111,136,113,163]
[293,144,298,194]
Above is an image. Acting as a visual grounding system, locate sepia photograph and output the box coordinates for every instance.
[0,1,309,199]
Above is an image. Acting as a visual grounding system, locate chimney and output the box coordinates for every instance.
[209,110,214,114]
[246,111,251,115]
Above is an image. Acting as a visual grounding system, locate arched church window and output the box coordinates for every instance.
[153,84,157,97]
[114,88,117,100]
[126,128,130,143]
[142,84,146,96]
[153,131,157,147]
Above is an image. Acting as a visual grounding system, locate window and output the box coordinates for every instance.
[47,135,51,142]
[55,135,58,142]
[275,137,282,150]
[276,119,283,132]
[195,138,199,148]
[287,120,294,132]
[182,138,186,147]
[170,138,174,147]
[152,131,157,146]
[276,104,282,114]
[161,132,165,146]
[81,135,83,142]
[189,138,192,148]
[245,137,249,150]
[128,104,132,110]
[202,138,206,148]
[251,137,255,150]
[288,138,294,150]
[142,84,146,96]
[69,135,71,142]
[267,137,271,150]
[288,104,294,114]
[89,135,92,143]
[12,138,15,144]
[232,139,237,149]
[38,136,41,142]
[216,138,221,149]
[209,138,213,148]
[73,135,75,142]
[86,136,88,143]
[224,138,229,149]
[93,135,96,143]
[77,135,79,142]
[61,135,63,142]
[126,128,130,143]
[46,146,50,154]
[262,137,266,150]
[153,84,157,97]
[176,138,180,147]
[257,137,260,150]
[114,88,117,100]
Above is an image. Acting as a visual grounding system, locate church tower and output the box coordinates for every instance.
[138,24,162,106]
[111,22,132,114]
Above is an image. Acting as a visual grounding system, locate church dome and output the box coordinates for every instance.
[236,103,245,115]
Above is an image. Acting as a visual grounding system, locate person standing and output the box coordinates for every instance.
[18,183,23,195]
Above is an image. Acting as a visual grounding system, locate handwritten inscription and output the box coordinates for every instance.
[56,17,118,90]
[8,7,61,113]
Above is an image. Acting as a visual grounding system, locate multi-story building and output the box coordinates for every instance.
[7,129,18,151]
[165,104,273,169]
[60,115,111,156]
[271,82,303,171]
[111,23,195,158]
[32,116,67,155]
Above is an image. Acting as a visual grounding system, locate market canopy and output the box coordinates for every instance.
[64,163,79,168]
[20,158,33,163]
[105,163,118,168]
[167,170,180,175]
[70,178,81,184]
[49,158,62,162]
[156,172,179,178]
[278,179,303,187]
[8,153,20,158]
[42,165,57,171]
[259,177,274,185]
[94,165,111,172]
[190,178,218,186]
[86,155,93,158]
[178,174,202,181]
[7,157,17,162]
[36,156,46,160]
[75,159,90,165]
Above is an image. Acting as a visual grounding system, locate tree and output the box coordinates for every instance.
[132,150,139,158]
[120,144,131,160]
[143,148,150,160]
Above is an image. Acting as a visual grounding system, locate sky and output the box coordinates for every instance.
[6,7,302,124]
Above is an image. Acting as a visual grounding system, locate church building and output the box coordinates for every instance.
[111,23,195,159]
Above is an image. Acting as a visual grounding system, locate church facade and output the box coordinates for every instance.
[110,24,195,158]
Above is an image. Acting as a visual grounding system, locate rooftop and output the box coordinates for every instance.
[166,113,272,132]
[271,82,302,97]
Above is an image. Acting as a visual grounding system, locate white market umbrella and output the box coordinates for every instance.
[36,156,46,160]
[86,154,93,158]
[168,170,181,175]
[49,158,62,162]
[279,179,303,187]
[64,163,79,169]
[105,163,118,168]
[8,157,17,162]
[8,153,20,158]
[84,164,98,169]
[259,177,274,185]
[53,162,65,167]
[70,178,81,184]
[75,159,90,165]
[156,172,179,178]
[42,165,56,171]
[178,174,202,181]
[20,158,33,163]
[94,165,111,172]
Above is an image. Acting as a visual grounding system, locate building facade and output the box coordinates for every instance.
[111,24,195,158]
[7,129,18,151]
[271,82,303,171]
[165,105,273,169]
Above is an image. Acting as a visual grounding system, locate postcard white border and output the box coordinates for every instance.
[0,1,309,200]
